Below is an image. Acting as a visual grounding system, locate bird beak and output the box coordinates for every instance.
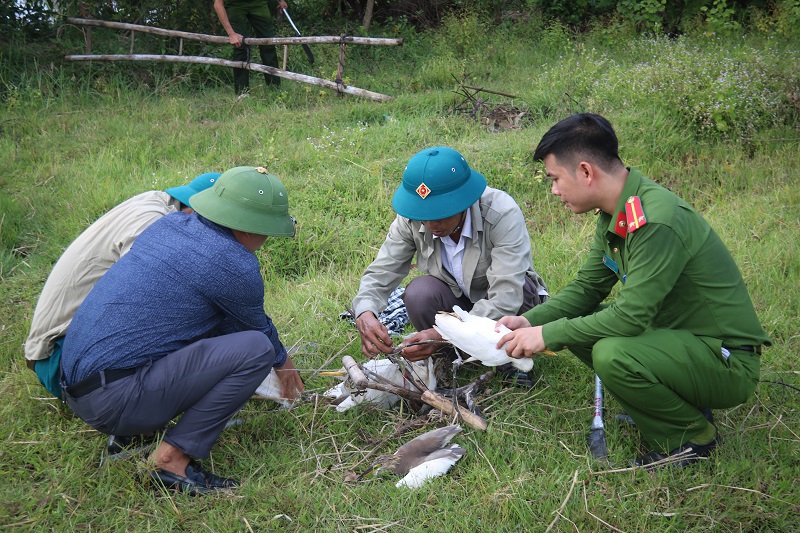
[355,464,378,481]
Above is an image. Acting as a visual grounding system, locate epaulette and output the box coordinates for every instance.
[625,196,647,233]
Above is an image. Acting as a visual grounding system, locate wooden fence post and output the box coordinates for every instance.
[336,35,347,95]
[79,3,92,54]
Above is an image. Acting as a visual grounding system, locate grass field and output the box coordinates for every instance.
[1,16,799,531]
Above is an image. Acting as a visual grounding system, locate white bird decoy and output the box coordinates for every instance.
[363,424,466,489]
[323,357,436,412]
[433,305,534,372]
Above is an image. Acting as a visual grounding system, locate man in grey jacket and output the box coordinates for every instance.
[353,146,548,362]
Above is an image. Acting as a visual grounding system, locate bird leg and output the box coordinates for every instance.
[435,310,464,321]
[449,347,463,418]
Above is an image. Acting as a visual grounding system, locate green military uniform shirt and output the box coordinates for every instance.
[523,168,770,352]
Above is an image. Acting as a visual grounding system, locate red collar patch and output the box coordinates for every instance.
[613,211,627,238]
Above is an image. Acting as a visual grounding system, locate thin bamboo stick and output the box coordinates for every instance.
[66,18,403,47]
[65,54,392,102]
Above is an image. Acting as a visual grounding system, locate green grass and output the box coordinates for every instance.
[1,19,799,531]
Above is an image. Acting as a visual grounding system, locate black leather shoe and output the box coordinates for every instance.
[634,436,717,470]
[107,434,156,456]
[150,461,239,496]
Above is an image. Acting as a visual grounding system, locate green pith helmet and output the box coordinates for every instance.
[392,147,487,221]
[190,166,296,237]
[164,171,222,209]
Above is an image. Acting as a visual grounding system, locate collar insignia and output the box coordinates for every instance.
[613,211,627,238]
[625,196,647,233]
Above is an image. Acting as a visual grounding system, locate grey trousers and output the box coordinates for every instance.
[63,330,275,458]
[402,275,545,331]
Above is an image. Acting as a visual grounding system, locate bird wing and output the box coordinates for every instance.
[334,396,358,412]
[413,358,437,391]
[452,305,471,320]
[329,358,437,412]
[434,311,533,372]
[393,425,462,474]
[395,445,466,489]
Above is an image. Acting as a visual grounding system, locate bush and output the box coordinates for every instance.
[541,34,800,142]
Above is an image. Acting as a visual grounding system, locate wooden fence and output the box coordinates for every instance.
[65,17,403,102]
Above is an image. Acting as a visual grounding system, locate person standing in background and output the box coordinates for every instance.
[214,0,287,94]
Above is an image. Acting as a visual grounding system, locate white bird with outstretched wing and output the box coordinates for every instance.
[433,305,533,372]
[323,357,436,412]
[362,424,466,489]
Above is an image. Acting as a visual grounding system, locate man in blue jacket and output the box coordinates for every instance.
[60,166,303,494]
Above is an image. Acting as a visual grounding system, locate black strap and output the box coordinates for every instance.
[66,368,137,398]
[723,344,762,355]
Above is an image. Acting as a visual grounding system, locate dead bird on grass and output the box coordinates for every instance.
[358,424,466,488]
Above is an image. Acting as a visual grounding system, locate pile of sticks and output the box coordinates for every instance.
[451,82,530,132]
[342,355,489,431]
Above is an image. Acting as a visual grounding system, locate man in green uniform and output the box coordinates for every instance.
[214,0,287,94]
[498,113,770,467]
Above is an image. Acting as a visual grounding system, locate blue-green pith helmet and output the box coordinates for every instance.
[392,147,486,220]
[165,171,221,208]
[190,166,296,237]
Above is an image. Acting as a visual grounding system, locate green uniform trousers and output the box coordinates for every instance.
[226,0,280,93]
[570,329,760,452]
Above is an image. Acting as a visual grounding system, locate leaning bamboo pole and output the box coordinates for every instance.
[65,17,401,101]
[66,18,403,47]
[65,54,392,102]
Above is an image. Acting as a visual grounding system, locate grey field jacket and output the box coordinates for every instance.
[352,187,547,321]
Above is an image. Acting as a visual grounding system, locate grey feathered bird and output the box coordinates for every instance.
[361,425,466,488]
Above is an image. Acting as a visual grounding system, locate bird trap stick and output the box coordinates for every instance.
[587,374,609,460]
[342,356,488,431]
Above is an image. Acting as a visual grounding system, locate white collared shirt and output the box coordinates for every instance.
[435,210,473,295]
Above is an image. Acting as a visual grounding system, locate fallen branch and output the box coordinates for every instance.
[686,483,798,508]
[460,85,519,99]
[545,469,580,533]
[65,54,392,102]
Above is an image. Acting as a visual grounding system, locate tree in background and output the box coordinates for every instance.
[4,0,798,38]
